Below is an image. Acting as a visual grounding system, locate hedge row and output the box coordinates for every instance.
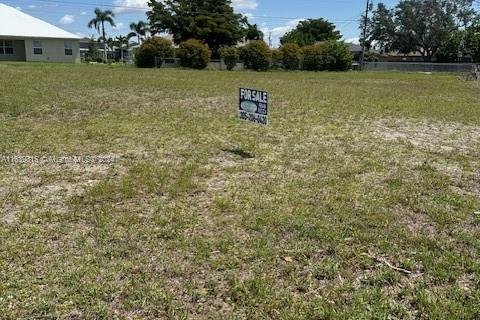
[135,38,352,71]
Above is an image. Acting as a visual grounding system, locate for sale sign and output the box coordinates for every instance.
[239,88,268,126]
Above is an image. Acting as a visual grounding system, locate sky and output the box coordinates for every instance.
[1,0,401,45]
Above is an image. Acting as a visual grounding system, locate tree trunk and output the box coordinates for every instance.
[102,23,107,62]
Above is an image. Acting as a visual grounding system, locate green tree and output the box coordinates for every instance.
[245,23,264,41]
[323,40,353,71]
[147,0,246,55]
[115,35,129,63]
[219,47,239,70]
[177,39,211,69]
[128,21,150,45]
[365,3,395,53]
[280,43,302,70]
[239,40,272,71]
[87,8,116,62]
[365,0,475,61]
[280,19,341,46]
[135,37,175,68]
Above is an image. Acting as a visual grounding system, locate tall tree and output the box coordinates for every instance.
[88,8,116,62]
[280,19,341,46]
[365,3,395,53]
[128,21,150,45]
[365,0,475,61]
[115,35,129,63]
[245,23,264,41]
[146,0,246,55]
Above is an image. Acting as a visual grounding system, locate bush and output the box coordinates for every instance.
[177,39,211,70]
[323,40,353,71]
[219,47,239,71]
[280,43,302,70]
[271,49,283,69]
[301,41,353,71]
[239,40,272,71]
[302,44,326,71]
[135,37,175,68]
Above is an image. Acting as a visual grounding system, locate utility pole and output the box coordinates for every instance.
[359,0,370,71]
[268,32,272,48]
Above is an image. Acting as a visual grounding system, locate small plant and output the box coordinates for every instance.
[280,43,302,70]
[219,47,239,71]
[177,39,211,70]
[239,40,272,71]
[135,37,175,68]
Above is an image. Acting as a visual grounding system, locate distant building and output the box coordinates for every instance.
[0,3,80,63]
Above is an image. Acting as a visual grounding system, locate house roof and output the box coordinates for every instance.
[0,3,80,39]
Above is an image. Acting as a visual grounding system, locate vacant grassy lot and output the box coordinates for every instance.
[0,63,479,319]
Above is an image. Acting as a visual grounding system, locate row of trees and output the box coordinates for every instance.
[86,8,151,62]
[135,36,353,72]
[363,0,480,62]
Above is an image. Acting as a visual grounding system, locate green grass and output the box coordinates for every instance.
[0,62,479,319]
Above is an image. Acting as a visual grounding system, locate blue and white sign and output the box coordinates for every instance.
[239,88,268,126]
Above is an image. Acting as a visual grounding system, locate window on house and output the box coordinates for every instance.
[0,40,14,55]
[64,42,73,56]
[33,40,43,55]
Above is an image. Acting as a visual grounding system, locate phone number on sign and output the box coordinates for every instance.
[239,111,268,125]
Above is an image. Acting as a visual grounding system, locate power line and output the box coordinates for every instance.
[27,0,359,22]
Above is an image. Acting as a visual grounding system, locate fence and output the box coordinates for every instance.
[364,62,475,73]
[154,57,245,70]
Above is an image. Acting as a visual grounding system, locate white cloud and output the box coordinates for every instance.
[345,37,360,44]
[261,19,302,47]
[80,11,87,15]
[15,6,22,11]
[59,14,75,25]
[28,4,36,9]
[232,0,258,10]
[113,0,149,14]
[113,22,125,30]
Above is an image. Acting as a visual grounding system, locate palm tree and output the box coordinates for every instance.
[128,21,149,45]
[88,8,116,62]
[106,37,116,61]
[115,35,129,63]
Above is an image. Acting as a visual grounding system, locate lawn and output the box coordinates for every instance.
[0,63,479,319]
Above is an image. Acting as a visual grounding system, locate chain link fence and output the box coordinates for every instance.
[364,62,475,73]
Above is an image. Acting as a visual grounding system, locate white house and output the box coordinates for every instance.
[0,3,80,63]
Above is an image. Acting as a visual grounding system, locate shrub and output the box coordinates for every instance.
[239,40,272,71]
[135,37,175,68]
[323,40,353,71]
[280,43,302,70]
[271,49,283,69]
[219,47,239,70]
[177,39,211,70]
[302,44,326,71]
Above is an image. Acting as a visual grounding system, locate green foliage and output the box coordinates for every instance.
[128,21,150,44]
[301,44,326,71]
[280,43,302,70]
[239,40,272,71]
[464,22,480,62]
[85,37,100,62]
[323,41,353,71]
[147,0,246,55]
[366,0,476,61]
[280,19,341,46]
[220,47,239,71]
[271,49,283,69]
[245,23,264,41]
[177,39,211,69]
[135,37,175,68]
[301,41,352,71]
